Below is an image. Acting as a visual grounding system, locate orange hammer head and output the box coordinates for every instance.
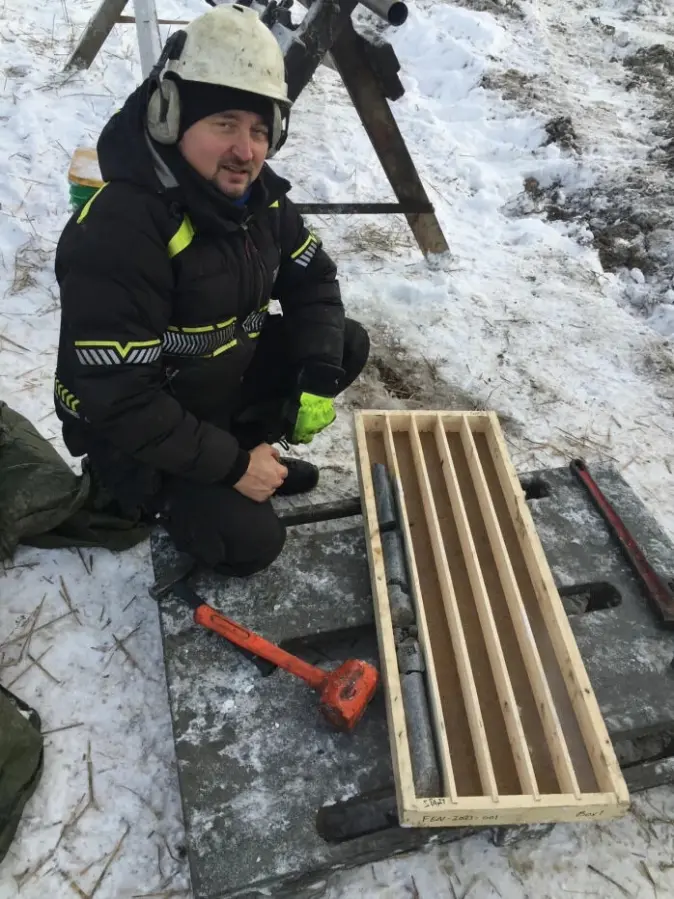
[319,659,379,732]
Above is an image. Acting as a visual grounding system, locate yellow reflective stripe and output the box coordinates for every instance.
[167,317,236,334]
[242,303,269,340]
[269,200,280,208]
[168,215,195,258]
[207,339,238,358]
[76,183,109,224]
[291,233,314,260]
[55,377,80,413]
[76,186,194,259]
[74,339,160,359]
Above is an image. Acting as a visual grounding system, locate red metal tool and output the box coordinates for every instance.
[171,581,379,732]
[570,459,674,627]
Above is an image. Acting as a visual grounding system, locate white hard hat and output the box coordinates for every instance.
[166,4,290,108]
[146,4,291,153]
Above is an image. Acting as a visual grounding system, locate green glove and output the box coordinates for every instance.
[291,392,336,444]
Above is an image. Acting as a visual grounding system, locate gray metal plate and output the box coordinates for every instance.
[525,465,674,738]
[153,464,674,899]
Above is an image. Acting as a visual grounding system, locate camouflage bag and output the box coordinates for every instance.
[0,400,151,561]
[0,685,43,866]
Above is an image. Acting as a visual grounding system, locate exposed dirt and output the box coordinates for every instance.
[347,335,478,410]
[344,331,521,439]
[479,12,674,331]
[543,115,580,153]
[624,44,674,90]
[509,169,674,311]
[442,0,525,19]
[504,176,573,224]
[499,57,674,322]
[480,69,539,103]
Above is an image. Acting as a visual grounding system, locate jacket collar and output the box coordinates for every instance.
[152,140,291,234]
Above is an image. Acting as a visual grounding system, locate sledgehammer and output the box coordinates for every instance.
[151,559,379,732]
[195,599,380,732]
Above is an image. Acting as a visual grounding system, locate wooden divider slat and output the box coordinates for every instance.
[449,420,581,797]
[353,415,418,814]
[362,411,486,425]
[382,417,458,801]
[441,411,491,432]
[408,419,499,801]
[453,419,540,798]
[481,415,629,803]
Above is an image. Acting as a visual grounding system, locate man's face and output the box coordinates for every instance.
[178,109,270,199]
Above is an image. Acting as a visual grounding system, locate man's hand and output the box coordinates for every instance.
[234,443,288,503]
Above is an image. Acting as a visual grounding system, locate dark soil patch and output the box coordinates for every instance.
[370,355,417,401]
[345,334,520,437]
[480,69,539,103]
[441,0,525,19]
[624,45,674,90]
[504,177,575,223]
[543,116,580,153]
[359,342,473,408]
[574,172,673,279]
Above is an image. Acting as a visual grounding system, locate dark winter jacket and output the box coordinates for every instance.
[54,81,344,486]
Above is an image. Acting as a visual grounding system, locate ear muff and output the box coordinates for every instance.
[147,79,181,145]
[267,102,289,158]
[145,31,187,145]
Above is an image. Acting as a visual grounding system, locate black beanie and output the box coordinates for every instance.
[173,77,274,140]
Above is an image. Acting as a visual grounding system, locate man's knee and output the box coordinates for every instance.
[160,480,286,576]
[342,319,370,390]
[222,514,286,576]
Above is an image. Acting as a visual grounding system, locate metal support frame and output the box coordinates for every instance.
[67,0,160,77]
[330,20,449,256]
[132,0,162,77]
[66,0,129,71]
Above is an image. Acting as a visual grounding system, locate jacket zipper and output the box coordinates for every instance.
[241,219,266,315]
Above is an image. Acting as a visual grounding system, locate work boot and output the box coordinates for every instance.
[276,457,319,496]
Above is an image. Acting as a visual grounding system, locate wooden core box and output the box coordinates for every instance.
[353,410,629,827]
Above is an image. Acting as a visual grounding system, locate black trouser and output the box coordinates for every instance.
[89,317,369,576]
[161,316,369,574]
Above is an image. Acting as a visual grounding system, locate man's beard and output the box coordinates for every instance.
[211,160,254,198]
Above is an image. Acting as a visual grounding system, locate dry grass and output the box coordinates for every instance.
[640,340,674,380]
[343,220,416,259]
[439,0,524,18]
[1,0,78,66]
[109,624,143,672]
[629,339,674,409]
[480,69,536,103]
[59,575,82,626]
[64,822,131,899]
[587,864,633,897]
[6,237,53,296]
[346,328,521,441]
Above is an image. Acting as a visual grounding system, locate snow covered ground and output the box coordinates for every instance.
[1,0,674,896]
